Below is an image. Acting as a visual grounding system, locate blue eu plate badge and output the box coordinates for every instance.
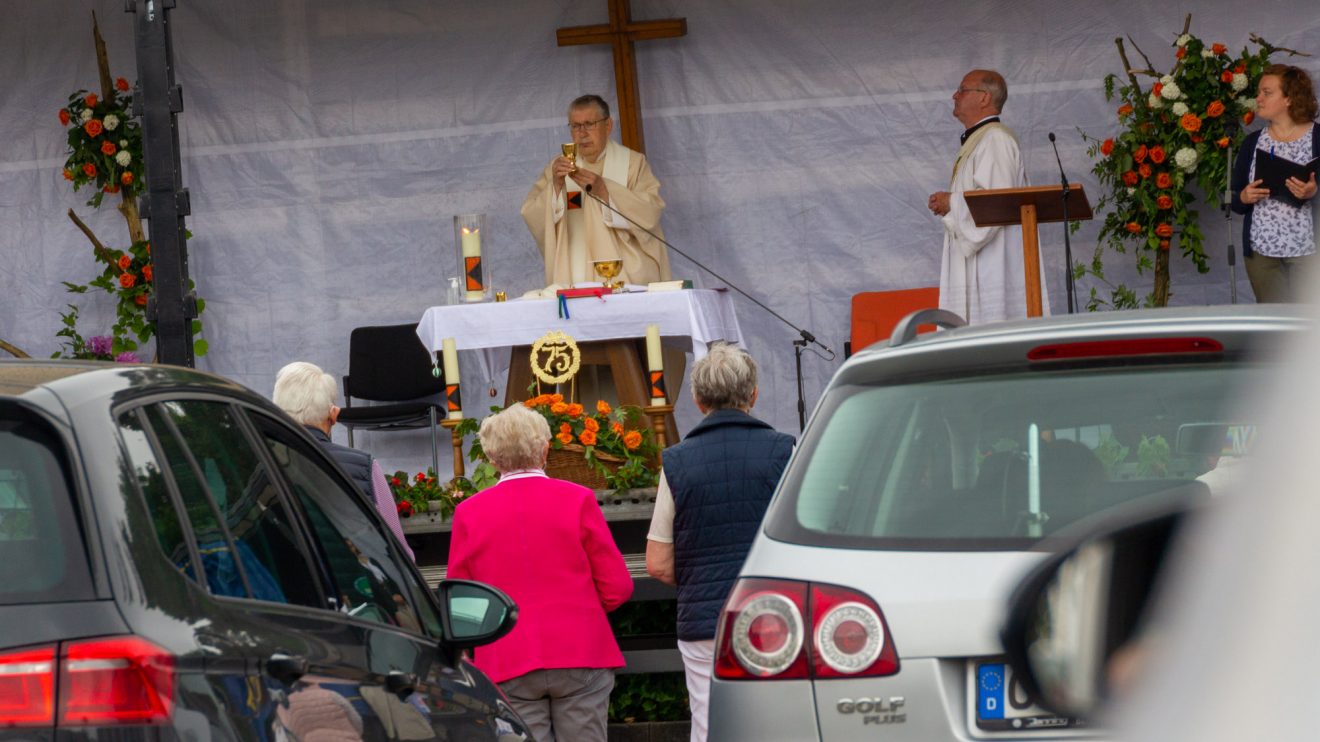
[978,663,1007,720]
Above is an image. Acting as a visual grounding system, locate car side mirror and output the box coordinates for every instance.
[999,500,1195,720]
[436,579,519,649]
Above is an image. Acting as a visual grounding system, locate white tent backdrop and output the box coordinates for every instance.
[3,1,1318,476]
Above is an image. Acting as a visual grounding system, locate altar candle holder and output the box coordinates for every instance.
[453,213,488,302]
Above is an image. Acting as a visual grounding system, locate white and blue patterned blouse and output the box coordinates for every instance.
[1248,125,1316,258]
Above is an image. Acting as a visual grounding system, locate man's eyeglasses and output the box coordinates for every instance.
[956,87,989,96]
[568,119,607,132]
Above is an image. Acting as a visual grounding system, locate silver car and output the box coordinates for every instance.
[707,305,1303,741]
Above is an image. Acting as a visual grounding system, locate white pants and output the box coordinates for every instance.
[678,639,716,742]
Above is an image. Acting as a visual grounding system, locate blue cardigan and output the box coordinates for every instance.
[1229,126,1320,257]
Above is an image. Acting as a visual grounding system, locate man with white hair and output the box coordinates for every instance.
[645,343,795,741]
[273,361,414,561]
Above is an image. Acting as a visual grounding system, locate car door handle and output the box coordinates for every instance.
[385,670,418,700]
[266,653,309,684]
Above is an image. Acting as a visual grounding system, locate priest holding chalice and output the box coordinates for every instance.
[521,94,672,288]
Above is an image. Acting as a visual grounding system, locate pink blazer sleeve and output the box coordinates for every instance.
[446,511,472,581]
[579,495,633,611]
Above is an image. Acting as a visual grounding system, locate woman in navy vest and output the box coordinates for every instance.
[1231,64,1319,302]
[645,343,794,742]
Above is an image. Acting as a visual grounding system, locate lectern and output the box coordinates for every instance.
[964,185,1093,317]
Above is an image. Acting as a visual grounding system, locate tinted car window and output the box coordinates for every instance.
[769,364,1254,549]
[0,407,92,604]
[149,401,322,608]
[253,414,441,635]
[118,409,195,577]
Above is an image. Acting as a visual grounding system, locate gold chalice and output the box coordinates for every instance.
[592,258,625,290]
[561,143,577,173]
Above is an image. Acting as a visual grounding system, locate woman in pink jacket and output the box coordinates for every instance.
[447,403,633,742]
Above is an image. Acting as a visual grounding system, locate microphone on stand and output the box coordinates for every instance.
[579,182,834,432]
[1048,132,1078,314]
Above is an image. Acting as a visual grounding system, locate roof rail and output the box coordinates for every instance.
[889,308,967,348]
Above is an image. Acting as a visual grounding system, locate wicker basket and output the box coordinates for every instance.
[545,444,625,490]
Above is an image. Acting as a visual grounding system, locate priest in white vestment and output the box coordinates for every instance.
[521,95,671,287]
[929,70,1047,324]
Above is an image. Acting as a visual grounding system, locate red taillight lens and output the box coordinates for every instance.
[714,579,900,681]
[0,647,56,727]
[809,583,899,678]
[59,637,174,725]
[715,579,808,679]
[1027,337,1223,361]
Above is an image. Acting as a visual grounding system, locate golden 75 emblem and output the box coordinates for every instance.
[530,331,581,385]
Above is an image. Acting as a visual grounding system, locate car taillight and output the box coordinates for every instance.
[715,579,899,681]
[60,637,174,725]
[0,646,57,727]
[809,583,898,678]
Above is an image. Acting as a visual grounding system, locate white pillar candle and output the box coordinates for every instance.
[442,337,462,419]
[461,227,483,302]
[646,324,666,405]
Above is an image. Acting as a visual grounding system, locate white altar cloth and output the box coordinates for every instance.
[415,289,742,358]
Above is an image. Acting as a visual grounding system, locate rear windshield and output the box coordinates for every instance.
[0,404,93,603]
[765,363,1257,550]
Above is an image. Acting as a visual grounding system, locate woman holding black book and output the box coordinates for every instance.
[1232,64,1318,302]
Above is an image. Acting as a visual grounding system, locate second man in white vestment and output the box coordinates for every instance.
[928,69,1046,324]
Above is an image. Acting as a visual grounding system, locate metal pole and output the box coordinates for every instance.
[127,0,195,366]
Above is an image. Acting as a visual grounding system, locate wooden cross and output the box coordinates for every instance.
[556,0,686,154]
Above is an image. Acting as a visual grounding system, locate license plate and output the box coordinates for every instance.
[973,661,1081,732]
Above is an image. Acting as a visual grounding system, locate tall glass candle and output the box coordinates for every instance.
[454,213,487,302]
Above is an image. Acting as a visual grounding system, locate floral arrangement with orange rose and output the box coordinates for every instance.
[1079,16,1304,309]
[51,17,207,362]
[455,396,660,492]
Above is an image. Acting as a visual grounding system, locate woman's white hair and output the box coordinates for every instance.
[480,403,552,472]
[273,361,338,426]
[691,342,758,410]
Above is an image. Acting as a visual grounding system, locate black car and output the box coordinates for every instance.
[0,360,529,741]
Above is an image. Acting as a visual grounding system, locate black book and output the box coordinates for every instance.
[1254,148,1320,208]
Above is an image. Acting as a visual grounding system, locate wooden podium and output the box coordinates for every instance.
[964,184,1092,317]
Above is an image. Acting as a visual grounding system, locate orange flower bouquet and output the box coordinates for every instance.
[456,396,660,491]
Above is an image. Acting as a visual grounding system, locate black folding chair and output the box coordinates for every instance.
[337,323,446,475]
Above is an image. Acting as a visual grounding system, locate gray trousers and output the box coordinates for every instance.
[499,667,614,742]
[1246,252,1315,303]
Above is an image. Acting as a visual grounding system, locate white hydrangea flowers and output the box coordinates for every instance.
[1172,102,1190,116]
[103,114,119,131]
[1176,34,1192,47]
[1174,147,1199,173]
[115,150,132,167]
[1231,73,1248,92]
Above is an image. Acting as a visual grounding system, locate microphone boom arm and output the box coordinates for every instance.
[581,185,834,357]
[580,183,834,431]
